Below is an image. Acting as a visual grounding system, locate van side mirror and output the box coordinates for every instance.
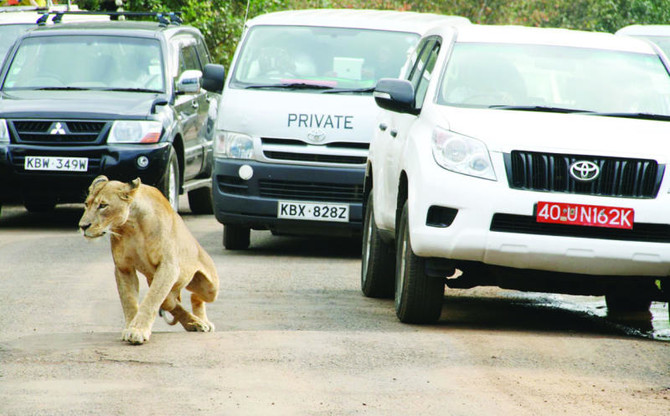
[176,69,202,94]
[202,63,225,93]
[373,78,416,114]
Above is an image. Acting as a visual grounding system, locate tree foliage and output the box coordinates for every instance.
[73,0,670,69]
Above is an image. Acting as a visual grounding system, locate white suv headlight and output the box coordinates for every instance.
[214,131,254,159]
[0,119,9,144]
[431,127,496,180]
[108,121,162,144]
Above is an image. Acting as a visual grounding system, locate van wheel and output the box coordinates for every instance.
[395,201,444,324]
[160,148,180,213]
[224,224,250,250]
[361,192,395,298]
[605,293,652,314]
[188,187,213,215]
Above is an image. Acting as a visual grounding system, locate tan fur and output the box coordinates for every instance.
[79,175,219,345]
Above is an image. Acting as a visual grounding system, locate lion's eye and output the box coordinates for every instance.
[98,203,108,210]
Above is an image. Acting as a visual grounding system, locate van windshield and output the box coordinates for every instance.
[230,25,419,91]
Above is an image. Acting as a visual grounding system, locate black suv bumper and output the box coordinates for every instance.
[0,142,171,204]
[213,159,364,236]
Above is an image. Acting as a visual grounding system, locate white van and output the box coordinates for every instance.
[212,9,469,249]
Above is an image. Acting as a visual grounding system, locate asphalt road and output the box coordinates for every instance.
[0,201,669,416]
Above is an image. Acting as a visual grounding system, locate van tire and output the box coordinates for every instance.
[224,224,250,250]
[188,187,213,215]
[361,192,395,298]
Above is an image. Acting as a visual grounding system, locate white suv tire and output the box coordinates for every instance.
[395,201,444,324]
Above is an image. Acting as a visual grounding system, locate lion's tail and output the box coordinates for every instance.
[159,308,178,326]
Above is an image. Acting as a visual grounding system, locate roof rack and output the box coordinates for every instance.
[36,10,183,27]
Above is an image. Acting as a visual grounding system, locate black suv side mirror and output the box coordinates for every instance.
[202,63,225,94]
[373,78,416,114]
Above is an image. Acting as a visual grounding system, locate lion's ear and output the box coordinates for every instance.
[120,178,142,201]
[89,175,109,193]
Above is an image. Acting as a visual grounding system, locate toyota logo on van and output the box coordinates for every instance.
[569,161,600,181]
[307,128,326,144]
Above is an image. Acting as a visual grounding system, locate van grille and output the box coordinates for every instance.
[505,151,663,198]
[258,179,363,203]
[261,137,368,165]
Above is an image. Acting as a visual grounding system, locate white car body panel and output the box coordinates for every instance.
[371,25,670,278]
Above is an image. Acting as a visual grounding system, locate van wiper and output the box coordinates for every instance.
[244,82,334,90]
[586,112,670,121]
[489,105,593,113]
[322,87,376,94]
[35,86,88,91]
[103,87,163,93]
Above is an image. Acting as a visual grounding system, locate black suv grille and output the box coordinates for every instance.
[10,120,107,145]
[505,151,663,198]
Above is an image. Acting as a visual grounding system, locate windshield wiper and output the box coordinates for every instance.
[103,87,163,93]
[34,86,89,91]
[322,87,376,94]
[244,82,334,91]
[586,112,670,121]
[489,105,593,114]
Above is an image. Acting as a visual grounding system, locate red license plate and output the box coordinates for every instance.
[536,201,634,229]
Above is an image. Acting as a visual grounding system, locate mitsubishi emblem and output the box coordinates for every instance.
[50,122,66,135]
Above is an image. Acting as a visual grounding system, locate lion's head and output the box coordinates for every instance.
[78,175,141,239]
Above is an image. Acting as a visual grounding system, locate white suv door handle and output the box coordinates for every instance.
[390,129,398,138]
[379,123,388,131]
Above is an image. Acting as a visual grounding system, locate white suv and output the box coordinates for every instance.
[363,24,670,323]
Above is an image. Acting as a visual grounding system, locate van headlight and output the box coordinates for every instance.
[0,119,9,144]
[214,131,254,159]
[431,127,496,180]
[108,121,162,144]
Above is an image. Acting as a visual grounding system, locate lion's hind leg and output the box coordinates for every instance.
[161,289,213,333]
[186,268,218,331]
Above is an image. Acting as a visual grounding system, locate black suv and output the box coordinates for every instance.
[0,13,225,214]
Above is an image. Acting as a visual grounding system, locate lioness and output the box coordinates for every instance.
[78,175,219,345]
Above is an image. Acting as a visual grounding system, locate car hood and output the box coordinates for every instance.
[0,90,165,119]
[435,106,670,161]
[218,88,377,144]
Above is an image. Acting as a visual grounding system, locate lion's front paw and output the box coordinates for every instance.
[121,327,151,345]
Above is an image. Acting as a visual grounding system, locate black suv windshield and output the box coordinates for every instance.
[2,35,165,92]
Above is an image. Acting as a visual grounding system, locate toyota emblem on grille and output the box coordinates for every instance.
[50,122,67,135]
[569,160,600,181]
[307,128,326,144]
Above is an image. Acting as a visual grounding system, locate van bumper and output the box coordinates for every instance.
[213,158,364,236]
